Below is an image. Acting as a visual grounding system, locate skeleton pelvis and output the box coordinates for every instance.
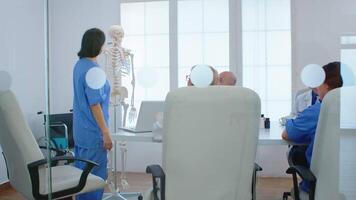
[111,86,128,98]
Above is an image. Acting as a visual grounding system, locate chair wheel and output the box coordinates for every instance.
[138,195,143,200]
[283,192,291,200]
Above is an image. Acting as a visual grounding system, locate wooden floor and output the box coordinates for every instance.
[0,173,292,200]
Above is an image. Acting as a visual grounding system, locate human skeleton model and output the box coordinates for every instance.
[103,25,136,191]
[104,25,137,125]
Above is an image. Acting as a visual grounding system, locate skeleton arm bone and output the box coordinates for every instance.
[129,53,135,107]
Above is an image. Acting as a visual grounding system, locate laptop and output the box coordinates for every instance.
[120,101,165,133]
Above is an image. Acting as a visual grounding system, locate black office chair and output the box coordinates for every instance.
[283,145,309,199]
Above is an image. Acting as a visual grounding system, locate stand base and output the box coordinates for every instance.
[103,192,143,200]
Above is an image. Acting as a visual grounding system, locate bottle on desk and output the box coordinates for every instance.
[260,114,265,129]
[264,118,270,129]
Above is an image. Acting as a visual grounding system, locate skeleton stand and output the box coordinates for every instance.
[103,103,141,200]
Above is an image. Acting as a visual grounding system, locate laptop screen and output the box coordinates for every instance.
[135,101,165,131]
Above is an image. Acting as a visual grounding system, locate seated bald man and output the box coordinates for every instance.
[219,71,237,86]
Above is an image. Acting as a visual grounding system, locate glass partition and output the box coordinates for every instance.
[339,36,356,199]
[0,0,53,199]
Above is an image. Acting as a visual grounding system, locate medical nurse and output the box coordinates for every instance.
[73,28,112,200]
[282,61,343,193]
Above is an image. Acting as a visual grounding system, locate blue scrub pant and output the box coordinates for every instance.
[74,145,107,200]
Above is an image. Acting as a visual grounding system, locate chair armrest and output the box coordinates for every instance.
[146,164,165,200]
[27,156,98,200]
[286,165,316,200]
[39,146,66,156]
[254,163,263,172]
[252,163,263,200]
[49,122,65,126]
[286,165,316,182]
[146,164,165,178]
[39,146,68,166]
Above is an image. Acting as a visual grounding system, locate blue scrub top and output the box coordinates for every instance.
[73,58,111,148]
[286,101,321,165]
[286,102,321,192]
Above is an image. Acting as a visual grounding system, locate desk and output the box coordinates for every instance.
[258,122,287,145]
[111,121,287,145]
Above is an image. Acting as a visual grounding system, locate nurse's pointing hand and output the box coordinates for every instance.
[103,132,113,150]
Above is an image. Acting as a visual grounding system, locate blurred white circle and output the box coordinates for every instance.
[301,64,326,88]
[0,71,12,92]
[85,67,106,89]
[190,65,213,87]
[137,68,158,88]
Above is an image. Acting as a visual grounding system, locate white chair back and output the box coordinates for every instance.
[162,86,261,200]
[311,86,356,200]
[0,90,44,199]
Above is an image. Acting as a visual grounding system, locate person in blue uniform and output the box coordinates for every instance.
[282,61,343,193]
[73,28,112,200]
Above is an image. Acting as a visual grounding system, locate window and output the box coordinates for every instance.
[177,0,229,87]
[120,0,292,121]
[120,0,230,100]
[121,1,170,109]
[242,0,292,120]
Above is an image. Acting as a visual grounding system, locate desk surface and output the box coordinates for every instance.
[111,122,287,145]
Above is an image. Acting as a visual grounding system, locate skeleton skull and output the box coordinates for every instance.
[108,25,124,46]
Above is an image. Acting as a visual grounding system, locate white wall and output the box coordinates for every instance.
[49,0,121,113]
[0,0,46,184]
[0,0,46,139]
[292,0,356,93]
